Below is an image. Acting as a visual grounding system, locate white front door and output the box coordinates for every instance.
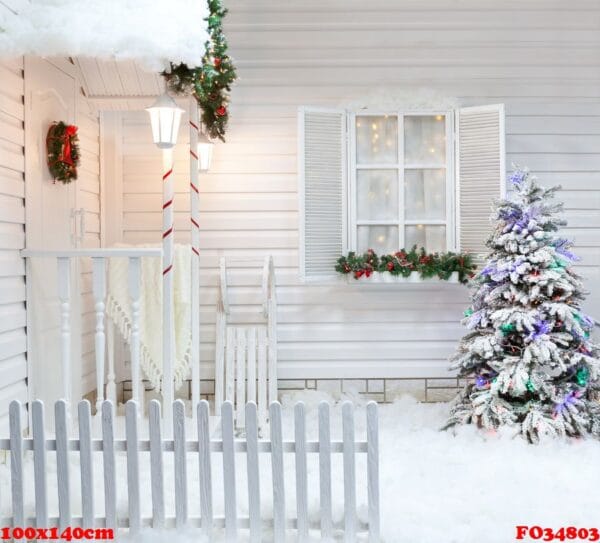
[25,57,82,411]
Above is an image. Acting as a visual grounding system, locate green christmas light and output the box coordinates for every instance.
[500,323,516,334]
[576,366,590,387]
[526,379,535,393]
[464,309,474,317]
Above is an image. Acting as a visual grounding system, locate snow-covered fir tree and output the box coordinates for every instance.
[446,168,600,442]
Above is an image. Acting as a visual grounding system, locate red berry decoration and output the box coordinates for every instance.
[354,270,364,279]
[216,105,227,117]
[387,262,394,271]
[214,57,222,67]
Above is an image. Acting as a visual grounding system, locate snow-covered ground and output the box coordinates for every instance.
[2,391,599,543]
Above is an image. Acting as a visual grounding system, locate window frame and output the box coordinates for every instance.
[347,109,456,254]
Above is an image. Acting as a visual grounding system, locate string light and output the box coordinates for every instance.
[435,115,443,121]
[377,234,385,243]
[371,122,378,131]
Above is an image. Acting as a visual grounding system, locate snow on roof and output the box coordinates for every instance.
[0,0,209,70]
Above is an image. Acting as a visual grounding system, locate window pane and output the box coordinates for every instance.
[404,115,446,164]
[357,170,398,221]
[405,169,446,221]
[357,225,398,254]
[356,115,398,164]
[405,225,446,252]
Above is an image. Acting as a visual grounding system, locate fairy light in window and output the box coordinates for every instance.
[377,234,385,243]
[435,115,443,121]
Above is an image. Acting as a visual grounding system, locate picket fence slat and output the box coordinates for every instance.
[270,401,286,542]
[55,400,71,531]
[1,399,379,540]
[343,401,357,543]
[9,401,24,532]
[32,401,48,527]
[78,401,94,528]
[102,401,117,531]
[126,401,141,533]
[149,400,165,528]
[245,402,261,543]
[222,401,238,543]
[174,400,188,528]
[367,401,380,543]
[197,400,213,537]
[318,401,333,540]
[295,402,309,542]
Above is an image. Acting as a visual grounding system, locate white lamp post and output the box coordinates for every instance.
[197,131,214,172]
[146,93,183,431]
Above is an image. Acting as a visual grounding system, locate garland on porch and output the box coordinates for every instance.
[161,0,237,141]
[335,247,477,283]
[46,121,80,184]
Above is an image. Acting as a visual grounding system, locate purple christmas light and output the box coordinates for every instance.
[527,318,552,342]
[509,170,527,187]
[553,238,580,262]
[553,389,584,417]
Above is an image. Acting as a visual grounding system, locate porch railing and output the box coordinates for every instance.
[21,248,163,418]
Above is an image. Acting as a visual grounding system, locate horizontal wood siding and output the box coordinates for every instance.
[0,48,27,431]
[117,0,600,380]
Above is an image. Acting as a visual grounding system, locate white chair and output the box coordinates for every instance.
[214,256,277,431]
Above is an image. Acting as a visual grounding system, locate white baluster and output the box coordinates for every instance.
[128,257,143,415]
[106,323,117,405]
[57,257,71,405]
[92,257,106,413]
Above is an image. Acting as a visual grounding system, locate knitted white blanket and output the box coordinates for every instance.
[106,244,191,392]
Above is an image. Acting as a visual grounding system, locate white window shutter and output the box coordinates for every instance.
[455,104,506,263]
[299,107,347,281]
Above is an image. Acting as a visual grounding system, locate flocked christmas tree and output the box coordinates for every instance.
[446,168,600,442]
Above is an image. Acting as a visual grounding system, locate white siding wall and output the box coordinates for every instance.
[115,0,600,381]
[0,53,27,430]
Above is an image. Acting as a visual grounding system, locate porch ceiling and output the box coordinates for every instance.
[76,57,165,108]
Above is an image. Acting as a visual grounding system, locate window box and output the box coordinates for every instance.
[345,271,460,284]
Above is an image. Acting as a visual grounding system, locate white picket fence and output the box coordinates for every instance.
[0,399,380,542]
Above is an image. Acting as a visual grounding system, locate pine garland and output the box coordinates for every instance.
[335,247,477,283]
[162,0,237,141]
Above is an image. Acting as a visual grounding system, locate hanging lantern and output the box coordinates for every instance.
[146,93,184,149]
[197,131,214,171]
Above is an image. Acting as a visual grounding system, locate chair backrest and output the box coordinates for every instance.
[214,256,277,430]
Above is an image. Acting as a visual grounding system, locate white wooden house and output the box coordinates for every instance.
[1,0,600,433]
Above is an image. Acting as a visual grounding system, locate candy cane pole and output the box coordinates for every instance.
[189,100,201,414]
[162,147,175,434]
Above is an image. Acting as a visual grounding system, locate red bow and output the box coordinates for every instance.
[60,125,78,166]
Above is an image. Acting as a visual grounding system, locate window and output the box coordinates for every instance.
[350,112,453,254]
[299,105,505,281]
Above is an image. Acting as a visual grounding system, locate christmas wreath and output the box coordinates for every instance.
[162,0,237,141]
[336,247,477,284]
[46,121,80,184]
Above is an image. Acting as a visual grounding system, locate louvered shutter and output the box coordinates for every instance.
[455,104,506,264]
[299,108,347,281]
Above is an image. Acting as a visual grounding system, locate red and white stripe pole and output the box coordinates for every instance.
[189,99,201,412]
[162,146,175,432]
